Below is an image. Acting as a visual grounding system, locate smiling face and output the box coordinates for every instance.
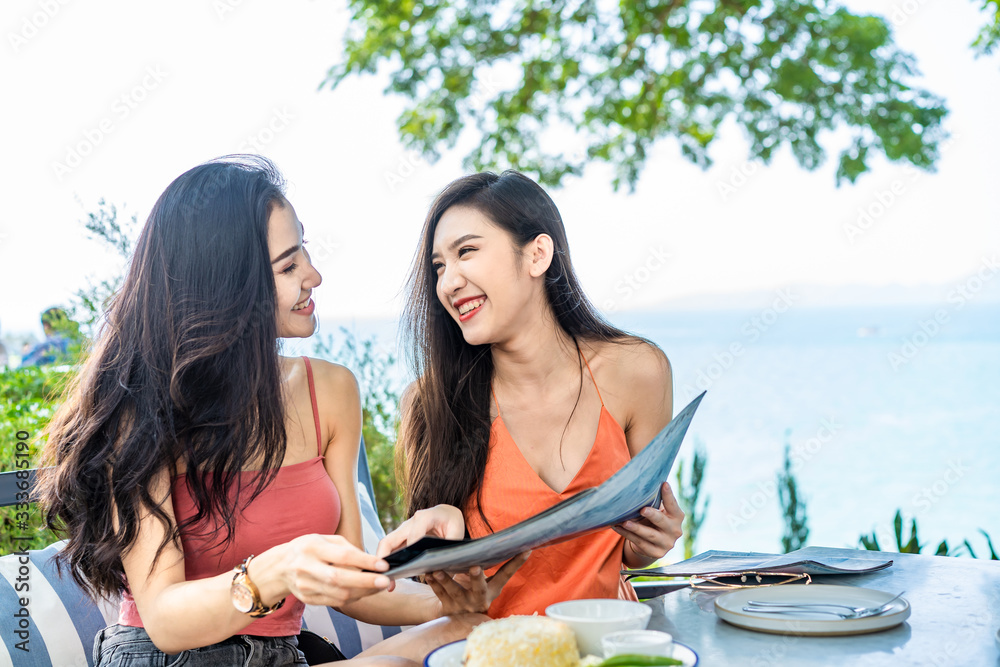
[431,205,551,346]
[268,200,322,339]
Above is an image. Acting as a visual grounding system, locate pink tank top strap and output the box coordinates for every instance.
[302,356,323,457]
[581,351,605,407]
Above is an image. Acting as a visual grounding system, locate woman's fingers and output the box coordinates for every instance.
[376,518,424,559]
[376,505,466,558]
[615,524,662,559]
[467,566,488,603]
[487,551,530,594]
[431,570,469,601]
[291,567,390,606]
[312,535,389,572]
[426,571,472,615]
[284,534,392,606]
[418,504,467,540]
[615,483,684,559]
[376,528,410,559]
[426,558,521,616]
[659,482,685,520]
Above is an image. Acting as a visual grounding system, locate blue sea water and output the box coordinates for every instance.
[305,302,1000,559]
[612,303,1000,558]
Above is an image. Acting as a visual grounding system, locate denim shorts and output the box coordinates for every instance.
[93,625,310,667]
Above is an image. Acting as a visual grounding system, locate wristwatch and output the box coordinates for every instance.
[231,554,285,617]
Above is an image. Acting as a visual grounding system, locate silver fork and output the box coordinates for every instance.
[743,591,905,619]
[742,606,856,619]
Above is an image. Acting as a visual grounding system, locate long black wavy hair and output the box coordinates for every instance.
[399,170,639,531]
[37,155,290,600]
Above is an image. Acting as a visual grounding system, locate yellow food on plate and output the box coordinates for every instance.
[464,615,581,667]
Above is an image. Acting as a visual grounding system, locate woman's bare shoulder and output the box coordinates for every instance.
[587,338,672,387]
[292,356,359,395]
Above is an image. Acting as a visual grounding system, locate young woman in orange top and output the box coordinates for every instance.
[382,171,684,618]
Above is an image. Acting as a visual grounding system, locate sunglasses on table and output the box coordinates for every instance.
[688,571,812,590]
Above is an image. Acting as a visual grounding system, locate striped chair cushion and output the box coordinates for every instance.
[0,464,401,665]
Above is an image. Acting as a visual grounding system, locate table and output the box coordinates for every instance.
[644,547,1000,666]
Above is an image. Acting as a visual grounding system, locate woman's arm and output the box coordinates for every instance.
[618,341,674,459]
[608,342,685,569]
[318,371,525,623]
[121,470,391,653]
[311,364,443,625]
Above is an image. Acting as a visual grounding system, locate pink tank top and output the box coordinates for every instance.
[119,357,342,636]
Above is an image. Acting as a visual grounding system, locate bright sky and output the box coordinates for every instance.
[1,0,997,339]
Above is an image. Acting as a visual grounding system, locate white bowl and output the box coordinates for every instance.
[546,599,652,657]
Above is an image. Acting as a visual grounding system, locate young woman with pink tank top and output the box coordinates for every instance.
[380,171,685,618]
[36,157,525,666]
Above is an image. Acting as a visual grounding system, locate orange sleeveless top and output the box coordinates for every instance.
[464,355,639,618]
[119,356,342,636]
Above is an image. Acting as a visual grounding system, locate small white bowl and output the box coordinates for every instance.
[602,629,674,658]
[546,599,652,657]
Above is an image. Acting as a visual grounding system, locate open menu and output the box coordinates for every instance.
[623,546,894,579]
[383,391,705,579]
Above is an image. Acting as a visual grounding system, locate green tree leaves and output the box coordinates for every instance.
[778,442,808,553]
[974,0,1000,55]
[675,439,709,560]
[326,0,949,190]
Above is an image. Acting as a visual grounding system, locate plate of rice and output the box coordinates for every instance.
[424,616,698,666]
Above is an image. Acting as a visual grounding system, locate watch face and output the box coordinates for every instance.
[231,583,256,613]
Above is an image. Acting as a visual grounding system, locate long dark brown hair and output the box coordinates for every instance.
[400,171,636,531]
[37,156,289,600]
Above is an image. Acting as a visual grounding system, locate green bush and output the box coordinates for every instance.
[675,439,709,561]
[0,366,73,555]
[313,329,406,530]
[778,439,809,553]
[859,509,998,559]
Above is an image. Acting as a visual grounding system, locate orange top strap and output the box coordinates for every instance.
[490,384,502,419]
[302,356,323,457]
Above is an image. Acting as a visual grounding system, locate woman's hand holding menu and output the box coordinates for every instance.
[377,504,467,559]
